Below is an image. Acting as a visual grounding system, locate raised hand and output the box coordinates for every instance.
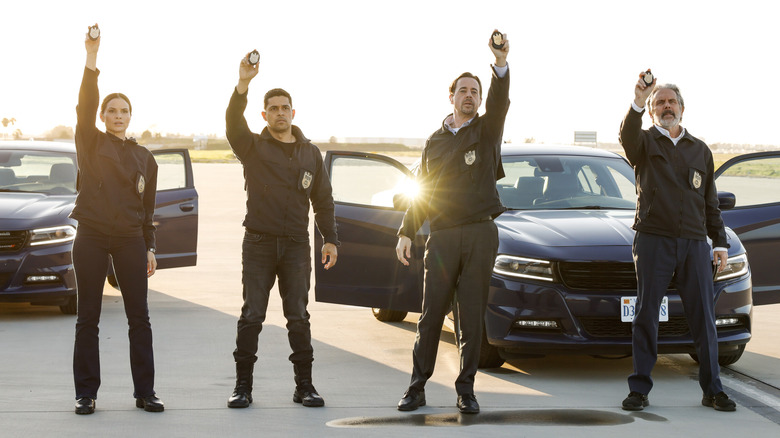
[634,69,656,108]
[236,52,259,94]
[489,29,509,67]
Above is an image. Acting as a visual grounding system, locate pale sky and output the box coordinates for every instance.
[2,0,779,146]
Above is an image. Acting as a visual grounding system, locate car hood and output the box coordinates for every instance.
[0,192,75,229]
[496,209,636,247]
[495,209,742,262]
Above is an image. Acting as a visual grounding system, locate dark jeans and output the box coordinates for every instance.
[233,232,314,366]
[629,231,723,396]
[410,220,499,395]
[72,225,155,399]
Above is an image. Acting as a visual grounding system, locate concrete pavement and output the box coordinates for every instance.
[1,162,778,437]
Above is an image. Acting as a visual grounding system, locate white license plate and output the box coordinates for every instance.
[621,296,668,322]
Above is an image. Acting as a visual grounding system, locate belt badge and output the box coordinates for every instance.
[692,171,702,189]
[302,171,313,189]
[464,150,476,166]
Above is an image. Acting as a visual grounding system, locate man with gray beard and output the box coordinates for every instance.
[618,73,736,412]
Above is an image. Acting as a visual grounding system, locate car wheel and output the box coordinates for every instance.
[689,344,746,366]
[478,329,505,369]
[59,295,77,315]
[371,308,408,322]
[107,274,119,289]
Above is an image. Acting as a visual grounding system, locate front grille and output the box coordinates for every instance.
[580,316,691,338]
[558,261,677,291]
[0,230,27,252]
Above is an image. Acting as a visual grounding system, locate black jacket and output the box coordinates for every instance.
[71,67,158,250]
[225,88,338,245]
[399,67,510,237]
[619,107,728,248]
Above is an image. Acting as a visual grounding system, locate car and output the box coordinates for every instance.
[0,140,198,314]
[313,145,780,368]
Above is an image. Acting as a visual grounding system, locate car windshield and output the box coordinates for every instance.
[0,149,77,195]
[497,154,637,210]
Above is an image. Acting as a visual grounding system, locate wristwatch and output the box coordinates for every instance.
[148,248,156,254]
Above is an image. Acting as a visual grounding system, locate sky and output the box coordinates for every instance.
[2,0,779,146]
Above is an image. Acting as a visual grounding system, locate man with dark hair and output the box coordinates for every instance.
[395,31,510,415]
[225,52,339,409]
[619,72,736,412]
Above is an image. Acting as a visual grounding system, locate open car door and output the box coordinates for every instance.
[314,151,425,315]
[151,149,198,269]
[716,151,780,305]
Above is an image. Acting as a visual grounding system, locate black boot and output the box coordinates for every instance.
[227,362,253,408]
[293,362,324,407]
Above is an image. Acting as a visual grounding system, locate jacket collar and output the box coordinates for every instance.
[259,125,309,144]
[649,124,696,145]
[439,113,480,135]
[98,132,138,162]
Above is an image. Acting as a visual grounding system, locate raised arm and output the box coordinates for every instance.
[619,70,657,166]
[226,52,261,160]
[76,25,102,151]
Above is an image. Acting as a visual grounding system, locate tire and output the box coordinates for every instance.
[59,295,77,315]
[689,344,746,366]
[107,274,119,289]
[478,329,505,369]
[371,308,407,322]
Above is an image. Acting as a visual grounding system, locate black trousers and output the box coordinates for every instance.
[233,232,313,366]
[410,220,499,395]
[629,231,723,396]
[72,225,155,399]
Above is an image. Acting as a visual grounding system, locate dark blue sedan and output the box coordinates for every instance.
[0,141,198,314]
[314,145,780,367]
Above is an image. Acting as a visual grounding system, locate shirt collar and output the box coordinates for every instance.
[444,114,476,134]
[654,124,686,146]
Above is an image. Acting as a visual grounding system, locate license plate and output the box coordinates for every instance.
[621,296,668,322]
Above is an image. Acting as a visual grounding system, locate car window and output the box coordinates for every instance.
[0,150,76,194]
[716,156,780,207]
[154,151,188,191]
[330,156,415,207]
[497,155,636,210]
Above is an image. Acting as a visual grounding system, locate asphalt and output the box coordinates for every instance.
[1,162,778,437]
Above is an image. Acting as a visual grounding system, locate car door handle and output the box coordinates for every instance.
[179,203,194,212]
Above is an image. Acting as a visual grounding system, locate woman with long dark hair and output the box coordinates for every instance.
[72,24,163,415]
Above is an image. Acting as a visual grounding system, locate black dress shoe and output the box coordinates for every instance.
[622,391,649,411]
[702,391,736,412]
[397,388,425,411]
[75,397,95,415]
[135,395,164,412]
[228,389,253,408]
[293,384,325,407]
[457,393,480,414]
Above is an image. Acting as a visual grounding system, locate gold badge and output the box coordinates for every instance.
[302,171,312,189]
[137,174,145,194]
[692,171,702,189]
[464,150,476,166]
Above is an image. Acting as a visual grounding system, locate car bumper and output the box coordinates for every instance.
[486,274,752,358]
[0,242,76,306]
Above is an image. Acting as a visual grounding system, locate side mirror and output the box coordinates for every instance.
[717,191,736,210]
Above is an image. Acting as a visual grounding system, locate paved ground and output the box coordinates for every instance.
[1,162,778,437]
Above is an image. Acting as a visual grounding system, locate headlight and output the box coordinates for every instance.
[714,253,748,282]
[29,225,76,246]
[494,255,554,281]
